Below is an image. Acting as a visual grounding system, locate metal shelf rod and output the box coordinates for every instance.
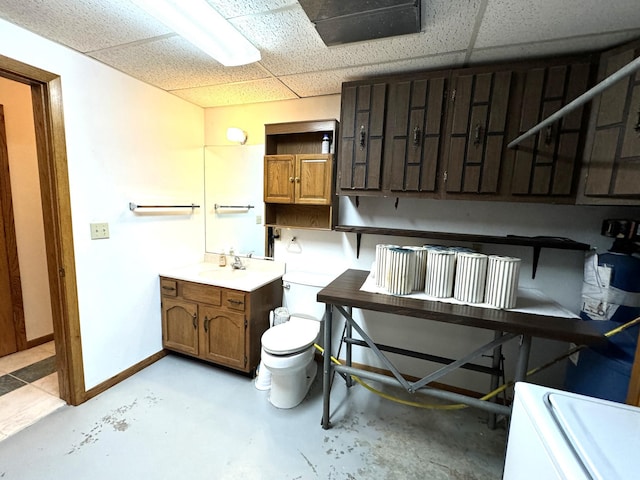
[129,202,199,211]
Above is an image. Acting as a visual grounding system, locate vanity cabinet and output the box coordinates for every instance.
[578,39,640,204]
[263,120,339,230]
[160,277,281,373]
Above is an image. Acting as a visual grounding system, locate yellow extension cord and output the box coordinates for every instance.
[314,315,640,411]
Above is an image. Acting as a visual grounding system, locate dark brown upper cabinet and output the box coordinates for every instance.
[383,72,448,194]
[338,82,386,193]
[510,60,592,200]
[443,68,513,196]
[578,39,640,205]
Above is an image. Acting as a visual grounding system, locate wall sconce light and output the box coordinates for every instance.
[227,127,248,145]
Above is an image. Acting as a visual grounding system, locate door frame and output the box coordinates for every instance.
[0,54,84,405]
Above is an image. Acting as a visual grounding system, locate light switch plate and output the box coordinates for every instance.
[90,222,110,240]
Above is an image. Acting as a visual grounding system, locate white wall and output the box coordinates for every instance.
[207,95,640,392]
[0,77,53,341]
[0,19,205,389]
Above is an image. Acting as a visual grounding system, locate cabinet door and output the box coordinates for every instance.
[445,70,512,194]
[200,305,246,370]
[295,154,333,204]
[264,155,295,203]
[162,297,198,356]
[339,82,386,191]
[582,43,640,199]
[511,62,591,197]
[386,75,447,193]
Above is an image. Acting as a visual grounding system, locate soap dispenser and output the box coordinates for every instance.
[321,134,331,154]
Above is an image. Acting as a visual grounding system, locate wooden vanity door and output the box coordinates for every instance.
[162,297,199,356]
[200,305,246,370]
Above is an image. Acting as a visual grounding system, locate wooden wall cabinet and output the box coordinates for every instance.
[338,83,386,193]
[510,60,592,200]
[578,39,640,204]
[160,277,282,373]
[338,54,596,203]
[264,120,339,229]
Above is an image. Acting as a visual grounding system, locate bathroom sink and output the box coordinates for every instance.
[199,268,248,280]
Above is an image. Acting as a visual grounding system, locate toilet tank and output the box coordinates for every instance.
[282,271,335,321]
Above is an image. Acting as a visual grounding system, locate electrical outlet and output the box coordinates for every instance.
[90,222,110,240]
[255,214,262,224]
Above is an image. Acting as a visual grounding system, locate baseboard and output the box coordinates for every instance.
[84,350,168,402]
[26,333,54,349]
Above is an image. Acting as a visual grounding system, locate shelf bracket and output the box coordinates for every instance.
[356,233,362,258]
[532,246,541,279]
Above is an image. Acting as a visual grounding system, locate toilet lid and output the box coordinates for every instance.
[261,318,319,355]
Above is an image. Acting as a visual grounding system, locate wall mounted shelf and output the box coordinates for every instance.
[335,225,591,278]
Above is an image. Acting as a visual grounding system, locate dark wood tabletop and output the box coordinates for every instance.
[317,269,606,346]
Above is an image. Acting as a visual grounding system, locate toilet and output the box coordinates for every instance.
[260,271,333,409]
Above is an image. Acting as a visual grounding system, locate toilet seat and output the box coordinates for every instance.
[261,316,319,355]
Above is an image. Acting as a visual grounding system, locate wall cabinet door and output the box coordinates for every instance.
[264,154,333,205]
[444,70,512,195]
[339,82,386,192]
[385,74,447,193]
[200,305,246,370]
[511,61,592,198]
[264,154,295,203]
[581,41,640,202]
[162,297,198,356]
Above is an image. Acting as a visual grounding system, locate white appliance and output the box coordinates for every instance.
[503,382,640,480]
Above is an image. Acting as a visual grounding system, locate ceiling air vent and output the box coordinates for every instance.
[299,0,421,46]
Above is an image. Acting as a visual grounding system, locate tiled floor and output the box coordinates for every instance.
[0,342,65,441]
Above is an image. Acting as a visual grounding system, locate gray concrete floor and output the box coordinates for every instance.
[0,354,507,479]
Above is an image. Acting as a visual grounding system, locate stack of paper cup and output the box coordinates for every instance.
[385,247,416,295]
[374,244,398,288]
[425,249,456,297]
[454,252,488,303]
[485,255,521,309]
[404,246,428,291]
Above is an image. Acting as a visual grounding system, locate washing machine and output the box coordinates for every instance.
[503,382,639,480]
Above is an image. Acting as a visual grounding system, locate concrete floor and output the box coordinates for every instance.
[0,354,507,479]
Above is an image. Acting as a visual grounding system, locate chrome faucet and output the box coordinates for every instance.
[231,256,245,270]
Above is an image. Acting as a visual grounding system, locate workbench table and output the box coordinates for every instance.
[318,269,605,429]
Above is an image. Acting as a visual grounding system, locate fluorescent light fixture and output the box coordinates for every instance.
[131,0,260,66]
[227,127,247,144]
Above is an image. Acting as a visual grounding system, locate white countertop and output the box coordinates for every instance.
[160,258,286,292]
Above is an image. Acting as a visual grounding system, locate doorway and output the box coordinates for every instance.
[0,54,84,406]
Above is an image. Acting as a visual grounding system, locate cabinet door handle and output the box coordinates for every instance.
[359,125,366,149]
[204,316,210,332]
[162,286,176,292]
[289,176,294,183]
[192,313,197,330]
[473,124,483,145]
[412,126,421,146]
[227,299,244,306]
[545,125,554,145]
[295,177,300,183]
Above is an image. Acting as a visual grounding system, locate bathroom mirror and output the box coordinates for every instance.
[204,144,266,257]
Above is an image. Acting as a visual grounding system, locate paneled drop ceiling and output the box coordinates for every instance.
[0,0,639,108]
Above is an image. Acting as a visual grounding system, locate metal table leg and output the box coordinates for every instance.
[345,306,353,388]
[514,334,532,383]
[488,331,504,429]
[322,303,332,429]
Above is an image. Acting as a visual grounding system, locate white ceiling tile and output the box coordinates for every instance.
[470,30,640,65]
[169,78,298,108]
[89,36,268,90]
[0,0,171,52]
[233,1,481,76]
[206,0,297,19]
[280,52,467,98]
[476,0,640,48]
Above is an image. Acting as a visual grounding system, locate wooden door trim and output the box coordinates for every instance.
[0,104,26,351]
[0,54,85,405]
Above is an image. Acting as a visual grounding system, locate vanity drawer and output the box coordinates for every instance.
[223,291,246,312]
[182,282,222,306]
[160,278,178,297]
